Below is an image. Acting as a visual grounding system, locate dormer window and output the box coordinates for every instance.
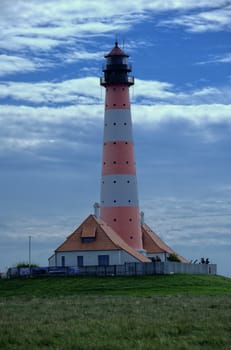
[81,237,95,243]
[81,225,96,243]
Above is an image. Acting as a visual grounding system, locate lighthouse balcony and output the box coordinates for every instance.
[100,76,134,86]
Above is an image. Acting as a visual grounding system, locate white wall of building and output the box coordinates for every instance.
[49,249,141,267]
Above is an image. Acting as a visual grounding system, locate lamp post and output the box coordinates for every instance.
[29,235,31,274]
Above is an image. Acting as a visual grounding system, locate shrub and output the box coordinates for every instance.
[167,253,181,262]
[16,262,39,268]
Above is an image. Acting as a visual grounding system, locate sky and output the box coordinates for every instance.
[0,0,230,276]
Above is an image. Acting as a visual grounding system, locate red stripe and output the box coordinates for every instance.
[105,85,130,110]
[102,141,136,175]
[100,206,142,250]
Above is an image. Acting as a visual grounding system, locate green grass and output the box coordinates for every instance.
[1,274,231,298]
[0,275,231,349]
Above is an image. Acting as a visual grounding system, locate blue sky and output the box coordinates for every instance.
[0,0,231,276]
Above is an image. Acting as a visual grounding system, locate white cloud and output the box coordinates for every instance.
[134,79,175,100]
[134,81,231,105]
[2,77,231,105]
[0,77,101,104]
[160,5,231,32]
[217,53,231,63]
[133,104,231,125]
[141,196,231,248]
[0,0,229,55]
[0,54,42,76]
[0,77,231,150]
[198,52,231,65]
[63,51,102,64]
[0,102,230,156]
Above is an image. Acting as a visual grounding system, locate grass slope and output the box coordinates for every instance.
[0,274,231,298]
[0,275,231,350]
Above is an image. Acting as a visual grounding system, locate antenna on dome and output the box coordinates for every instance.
[115,34,118,47]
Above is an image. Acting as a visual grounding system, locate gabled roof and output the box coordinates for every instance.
[56,214,150,263]
[142,223,188,263]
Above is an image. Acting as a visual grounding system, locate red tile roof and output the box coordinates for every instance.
[142,223,188,263]
[81,222,96,238]
[55,214,187,263]
[56,215,150,263]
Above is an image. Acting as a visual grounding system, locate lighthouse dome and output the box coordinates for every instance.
[105,41,129,57]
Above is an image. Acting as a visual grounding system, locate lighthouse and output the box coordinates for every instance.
[100,41,143,252]
[49,41,187,268]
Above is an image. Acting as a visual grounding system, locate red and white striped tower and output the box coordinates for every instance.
[100,41,143,252]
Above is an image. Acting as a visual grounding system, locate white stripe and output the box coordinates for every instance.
[100,174,139,207]
[104,109,133,142]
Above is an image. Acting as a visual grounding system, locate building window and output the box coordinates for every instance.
[81,237,95,243]
[77,256,83,267]
[61,256,65,267]
[98,255,109,266]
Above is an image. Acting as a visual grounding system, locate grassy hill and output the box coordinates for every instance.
[0,275,231,349]
[0,274,231,298]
